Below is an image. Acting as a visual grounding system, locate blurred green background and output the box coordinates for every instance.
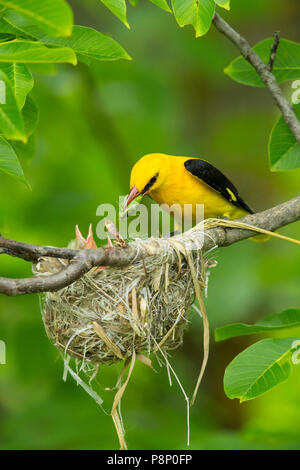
[0,0,300,450]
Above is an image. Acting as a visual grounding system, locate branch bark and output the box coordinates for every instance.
[212,13,300,145]
[0,195,299,296]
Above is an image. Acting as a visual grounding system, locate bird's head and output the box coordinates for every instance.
[124,153,167,209]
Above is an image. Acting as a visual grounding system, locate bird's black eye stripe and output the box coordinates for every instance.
[142,172,159,193]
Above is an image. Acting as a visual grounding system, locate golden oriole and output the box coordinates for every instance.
[124,153,255,226]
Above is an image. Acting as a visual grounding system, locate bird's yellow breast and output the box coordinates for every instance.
[148,156,246,221]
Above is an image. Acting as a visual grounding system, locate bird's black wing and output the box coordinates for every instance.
[184,158,254,214]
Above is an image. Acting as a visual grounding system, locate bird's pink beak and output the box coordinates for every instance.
[123,185,142,210]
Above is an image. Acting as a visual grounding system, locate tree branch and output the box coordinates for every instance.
[212,13,300,145]
[268,31,280,71]
[0,240,79,263]
[0,196,299,296]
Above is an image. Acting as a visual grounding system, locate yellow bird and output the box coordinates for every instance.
[124,153,254,226]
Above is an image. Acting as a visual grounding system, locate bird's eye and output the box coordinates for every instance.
[142,172,159,193]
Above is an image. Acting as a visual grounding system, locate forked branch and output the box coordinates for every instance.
[0,195,299,296]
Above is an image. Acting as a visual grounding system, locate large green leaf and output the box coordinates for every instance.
[172,0,215,38]
[0,0,73,37]
[0,40,77,64]
[215,309,300,342]
[214,0,230,9]
[0,69,26,141]
[149,0,171,12]
[100,0,129,28]
[225,39,300,87]
[1,9,44,38]
[0,16,22,35]
[0,134,28,185]
[8,18,131,63]
[224,337,299,402]
[0,62,33,108]
[0,34,15,42]
[38,25,131,62]
[269,103,300,171]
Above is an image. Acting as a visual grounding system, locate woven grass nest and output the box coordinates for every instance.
[33,224,213,449]
[34,229,208,366]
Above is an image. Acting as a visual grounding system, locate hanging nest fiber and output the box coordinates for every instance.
[34,234,208,366]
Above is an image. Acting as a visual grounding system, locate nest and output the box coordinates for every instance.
[34,230,212,449]
[34,239,207,365]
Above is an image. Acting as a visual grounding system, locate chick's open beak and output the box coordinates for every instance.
[123,185,142,210]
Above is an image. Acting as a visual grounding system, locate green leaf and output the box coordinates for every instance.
[269,103,300,171]
[149,0,171,13]
[225,39,300,87]
[129,0,138,5]
[0,0,73,37]
[3,17,131,62]
[0,17,21,34]
[215,309,300,342]
[0,39,77,64]
[21,94,38,136]
[100,0,129,29]
[0,33,15,43]
[224,338,299,402]
[214,0,230,10]
[172,0,215,38]
[0,68,26,141]
[0,134,28,184]
[0,62,33,109]
[38,25,131,62]
[1,9,43,38]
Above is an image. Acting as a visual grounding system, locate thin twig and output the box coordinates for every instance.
[268,31,280,71]
[0,239,79,262]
